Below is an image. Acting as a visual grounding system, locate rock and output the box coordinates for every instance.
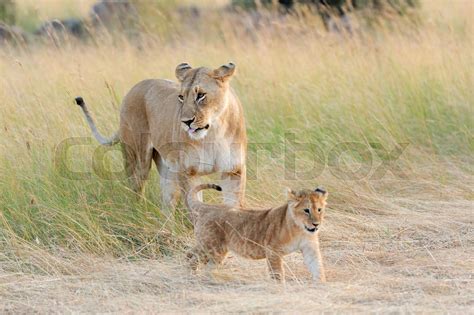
[34,18,87,40]
[89,0,139,31]
[0,23,27,46]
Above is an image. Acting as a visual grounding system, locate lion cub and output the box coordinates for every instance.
[185,184,328,282]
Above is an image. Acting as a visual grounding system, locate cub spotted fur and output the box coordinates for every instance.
[186,184,328,282]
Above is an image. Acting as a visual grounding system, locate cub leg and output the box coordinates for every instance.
[186,244,226,271]
[266,252,284,282]
[301,239,326,282]
[207,245,228,267]
[186,247,209,271]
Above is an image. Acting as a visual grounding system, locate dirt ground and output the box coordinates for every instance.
[1,196,472,313]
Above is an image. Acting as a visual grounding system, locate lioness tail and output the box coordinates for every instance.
[74,96,120,146]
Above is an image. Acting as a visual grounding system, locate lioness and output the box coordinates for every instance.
[185,184,328,282]
[74,63,247,216]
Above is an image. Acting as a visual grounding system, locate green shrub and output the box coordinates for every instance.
[0,0,16,25]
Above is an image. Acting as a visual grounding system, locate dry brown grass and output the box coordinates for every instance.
[1,159,472,313]
[1,202,472,312]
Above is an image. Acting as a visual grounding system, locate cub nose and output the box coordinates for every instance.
[182,117,195,127]
[312,223,319,228]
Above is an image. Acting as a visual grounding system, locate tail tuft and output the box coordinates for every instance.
[75,97,84,107]
[214,185,222,192]
[73,96,119,146]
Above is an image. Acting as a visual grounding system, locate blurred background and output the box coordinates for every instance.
[1,0,425,47]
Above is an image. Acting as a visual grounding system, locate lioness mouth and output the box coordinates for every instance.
[189,124,210,133]
[305,226,317,233]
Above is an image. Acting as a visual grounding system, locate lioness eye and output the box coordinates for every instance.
[196,92,206,103]
[303,208,310,214]
[178,95,184,103]
[318,208,322,212]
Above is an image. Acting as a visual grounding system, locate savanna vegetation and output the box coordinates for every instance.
[0,0,472,312]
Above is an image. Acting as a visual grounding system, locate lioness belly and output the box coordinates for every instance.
[160,141,242,176]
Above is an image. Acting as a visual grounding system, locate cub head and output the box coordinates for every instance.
[287,187,328,234]
[175,62,236,140]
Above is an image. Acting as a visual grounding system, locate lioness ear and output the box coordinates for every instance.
[286,188,298,201]
[315,187,328,199]
[212,62,236,82]
[176,63,192,82]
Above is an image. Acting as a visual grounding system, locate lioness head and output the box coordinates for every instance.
[287,187,328,234]
[175,62,236,140]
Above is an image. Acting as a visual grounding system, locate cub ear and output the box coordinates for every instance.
[286,187,298,201]
[212,62,236,82]
[315,187,328,199]
[175,62,192,82]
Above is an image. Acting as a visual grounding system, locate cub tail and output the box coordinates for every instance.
[185,184,222,223]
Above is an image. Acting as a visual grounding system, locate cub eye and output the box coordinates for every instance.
[178,95,184,103]
[303,208,310,214]
[196,92,206,103]
[318,208,322,212]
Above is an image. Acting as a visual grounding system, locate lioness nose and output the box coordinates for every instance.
[182,117,195,127]
[312,223,319,228]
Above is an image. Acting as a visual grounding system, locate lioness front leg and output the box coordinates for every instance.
[178,174,202,223]
[157,161,180,222]
[122,137,154,195]
[220,165,246,207]
[301,240,326,283]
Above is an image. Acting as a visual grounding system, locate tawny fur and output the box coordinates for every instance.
[186,184,328,282]
[74,63,247,217]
